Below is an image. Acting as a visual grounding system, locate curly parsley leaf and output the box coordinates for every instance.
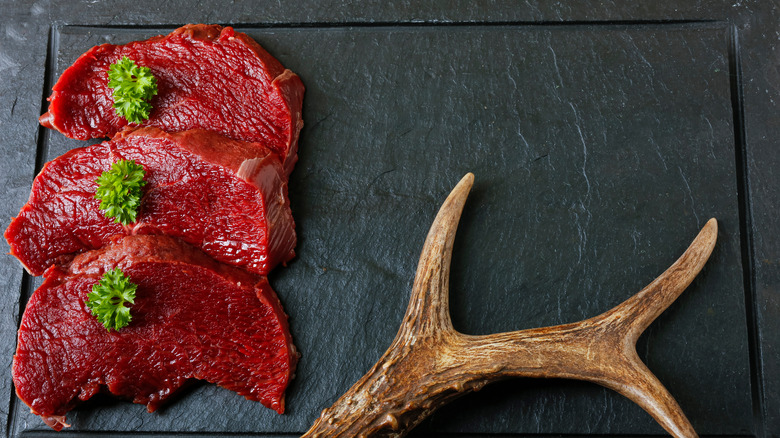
[86,267,137,331]
[95,159,147,225]
[107,56,158,123]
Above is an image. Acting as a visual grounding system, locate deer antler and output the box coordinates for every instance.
[303,173,717,438]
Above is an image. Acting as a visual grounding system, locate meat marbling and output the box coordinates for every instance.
[39,24,304,175]
[4,126,296,276]
[13,234,297,430]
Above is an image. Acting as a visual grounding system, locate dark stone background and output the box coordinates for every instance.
[0,1,777,437]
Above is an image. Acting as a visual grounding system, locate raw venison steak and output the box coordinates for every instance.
[4,126,295,276]
[13,234,298,430]
[39,24,304,175]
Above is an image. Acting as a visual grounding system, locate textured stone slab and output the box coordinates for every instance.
[4,22,755,436]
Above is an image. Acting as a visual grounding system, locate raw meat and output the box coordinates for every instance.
[39,24,304,175]
[4,126,296,276]
[13,234,298,430]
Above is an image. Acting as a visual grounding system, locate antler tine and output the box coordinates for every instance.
[598,352,699,438]
[302,173,475,438]
[595,218,718,344]
[396,172,474,341]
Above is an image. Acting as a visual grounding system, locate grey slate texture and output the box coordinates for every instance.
[0,1,777,437]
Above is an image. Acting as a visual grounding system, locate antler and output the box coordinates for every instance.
[303,173,717,438]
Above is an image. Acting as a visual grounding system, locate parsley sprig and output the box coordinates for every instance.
[95,159,147,225]
[107,56,158,123]
[86,267,137,331]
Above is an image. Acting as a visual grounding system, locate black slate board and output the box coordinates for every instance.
[0,2,778,437]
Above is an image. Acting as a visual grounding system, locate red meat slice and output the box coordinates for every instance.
[4,126,295,276]
[39,24,304,175]
[13,234,297,430]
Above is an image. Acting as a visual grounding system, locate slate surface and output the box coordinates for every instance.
[0,1,778,437]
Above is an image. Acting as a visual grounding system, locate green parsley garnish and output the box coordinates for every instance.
[86,268,137,331]
[107,56,158,123]
[95,159,147,225]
